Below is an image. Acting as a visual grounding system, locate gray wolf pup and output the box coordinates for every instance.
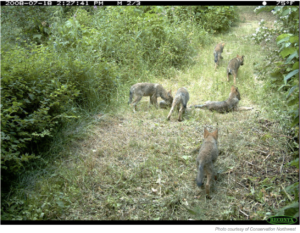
[196,128,219,197]
[191,86,240,113]
[167,87,189,121]
[214,42,225,70]
[227,54,244,84]
[128,83,173,112]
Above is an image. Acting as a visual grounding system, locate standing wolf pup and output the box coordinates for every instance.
[214,42,225,70]
[191,86,240,113]
[227,54,245,84]
[128,83,173,112]
[167,87,189,122]
[196,128,219,198]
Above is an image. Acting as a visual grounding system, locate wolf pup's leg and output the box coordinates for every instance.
[178,104,184,121]
[205,163,214,198]
[214,52,218,70]
[196,163,204,188]
[151,94,158,108]
[131,95,143,112]
[233,71,237,85]
[128,90,133,105]
[167,105,175,121]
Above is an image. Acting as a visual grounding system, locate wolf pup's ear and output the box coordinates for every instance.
[204,128,209,138]
[212,129,218,140]
[231,85,235,92]
[237,54,239,57]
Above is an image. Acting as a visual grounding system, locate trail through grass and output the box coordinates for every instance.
[8,7,297,221]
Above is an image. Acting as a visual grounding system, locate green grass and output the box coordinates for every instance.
[2,7,297,221]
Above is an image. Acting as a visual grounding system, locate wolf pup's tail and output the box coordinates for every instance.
[214,52,218,64]
[128,90,133,105]
[196,164,204,187]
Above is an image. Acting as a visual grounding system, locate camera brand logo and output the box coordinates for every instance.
[267,216,298,225]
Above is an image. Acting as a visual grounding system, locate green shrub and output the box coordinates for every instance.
[169,6,239,33]
[253,5,299,135]
[49,6,209,81]
[253,5,299,219]
[198,6,239,33]
[1,6,56,45]
[1,44,80,175]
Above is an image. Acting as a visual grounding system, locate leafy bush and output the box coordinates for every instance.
[48,6,210,80]
[1,44,80,175]
[253,5,299,219]
[251,19,281,45]
[1,41,118,176]
[169,6,239,33]
[252,5,299,135]
[196,6,239,33]
[1,6,56,45]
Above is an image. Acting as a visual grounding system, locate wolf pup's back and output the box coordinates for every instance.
[191,86,240,113]
[128,83,172,112]
[167,87,189,121]
[214,42,225,70]
[227,54,245,84]
[196,128,219,197]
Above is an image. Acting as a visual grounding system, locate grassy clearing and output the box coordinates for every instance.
[3,7,297,220]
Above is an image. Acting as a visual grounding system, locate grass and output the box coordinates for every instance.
[2,6,298,221]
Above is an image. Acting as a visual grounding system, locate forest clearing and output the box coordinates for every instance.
[1,5,299,221]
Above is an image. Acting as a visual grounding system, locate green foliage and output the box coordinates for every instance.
[274,7,299,132]
[275,159,299,218]
[253,5,299,219]
[253,5,299,135]
[167,6,239,33]
[1,6,56,45]
[277,38,299,129]
[48,6,212,79]
[196,6,239,33]
[1,44,80,174]
[91,6,207,75]
[275,201,299,218]
[1,171,82,220]
[251,19,282,45]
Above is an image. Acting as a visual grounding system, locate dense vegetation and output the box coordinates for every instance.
[1,5,237,179]
[1,5,298,220]
[251,5,299,218]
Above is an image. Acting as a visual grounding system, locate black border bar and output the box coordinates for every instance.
[1,1,298,6]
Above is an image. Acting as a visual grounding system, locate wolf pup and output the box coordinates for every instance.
[196,128,219,197]
[191,86,240,113]
[167,87,189,122]
[128,83,173,112]
[214,42,225,70]
[227,54,244,84]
